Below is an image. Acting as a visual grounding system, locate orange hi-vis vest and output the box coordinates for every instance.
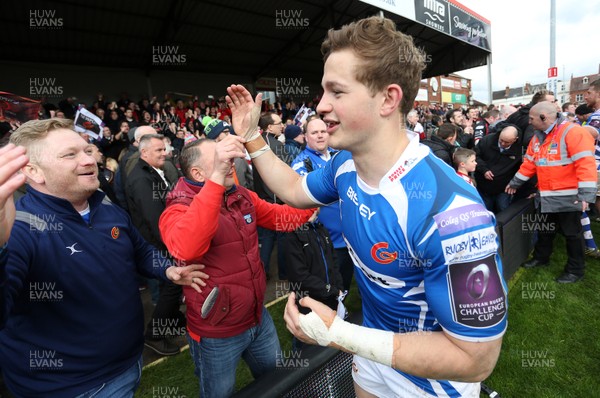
[512,118,596,212]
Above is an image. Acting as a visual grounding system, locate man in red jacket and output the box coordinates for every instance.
[159,139,314,398]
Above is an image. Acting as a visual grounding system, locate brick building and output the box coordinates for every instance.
[570,66,600,104]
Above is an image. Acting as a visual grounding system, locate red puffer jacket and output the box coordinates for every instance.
[159,178,313,338]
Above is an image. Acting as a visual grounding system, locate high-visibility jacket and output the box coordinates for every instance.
[509,117,597,212]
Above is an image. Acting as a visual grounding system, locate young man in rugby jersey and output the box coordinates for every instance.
[225,16,506,398]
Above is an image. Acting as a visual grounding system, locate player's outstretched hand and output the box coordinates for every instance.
[284,292,336,345]
[226,84,262,141]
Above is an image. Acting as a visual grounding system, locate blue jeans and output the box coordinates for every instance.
[187,307,280,398]
[74,356,142,398]
[479,191,512,214]
[258,227,287,279]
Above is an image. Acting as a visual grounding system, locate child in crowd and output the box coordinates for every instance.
[453,148,477,187]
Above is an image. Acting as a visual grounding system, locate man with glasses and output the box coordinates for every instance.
[474,124,523,213]
[254,113,288,280]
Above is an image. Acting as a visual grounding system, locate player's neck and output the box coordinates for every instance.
[353,127,409,188]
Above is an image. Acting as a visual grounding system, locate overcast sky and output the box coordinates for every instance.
[453,0,598,103]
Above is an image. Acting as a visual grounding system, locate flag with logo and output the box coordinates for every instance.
[293,105,315,127]
[74,106,103,140]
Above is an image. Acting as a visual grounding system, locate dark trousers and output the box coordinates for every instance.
[479,191,512,214]
[334,247,354,292]
[146,281,185,340]
[258,227,287,279]
[533,211,585,276]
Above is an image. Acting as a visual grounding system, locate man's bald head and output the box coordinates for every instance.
[498,126,519,148]
[500,106,517,120]
[531,102,558,120]
[529,101,559,131]
[134,125,158,146]
[500,126,518,141]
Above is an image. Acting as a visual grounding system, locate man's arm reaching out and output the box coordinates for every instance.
[226,84,315,208]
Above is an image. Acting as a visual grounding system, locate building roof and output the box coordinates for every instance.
[570,73,600,92]
[2,0,491,84]
[492,82,547,100]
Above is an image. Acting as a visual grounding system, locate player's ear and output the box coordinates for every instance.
[380,84,402,117]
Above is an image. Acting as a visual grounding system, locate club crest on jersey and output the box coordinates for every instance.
[371,242,397,264]
[111,227,120,239]
[244,214,253,224]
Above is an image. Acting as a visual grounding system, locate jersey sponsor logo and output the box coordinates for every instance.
[388,157,418,182]
[388,165,405,182]
[371,242,398,264]
[349,246,405,289]
[346,186,376,220]
[111,226,120,239]
[433,203,492,237]
[447,254,506,328]
[441,226,497,264]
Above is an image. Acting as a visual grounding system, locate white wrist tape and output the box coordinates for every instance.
[299,312,332,346]
[245,128,261,143]
[243,107,262,141]
[299,312,395,367]
[249,144,271,159]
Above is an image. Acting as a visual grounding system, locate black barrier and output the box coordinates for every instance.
[495,198,536,280]
[234,199,536,397]
[232,312,362,398]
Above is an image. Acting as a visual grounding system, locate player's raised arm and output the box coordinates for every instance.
[226,84,314,208]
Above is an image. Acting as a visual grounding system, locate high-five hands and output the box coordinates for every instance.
[226,85,263,142]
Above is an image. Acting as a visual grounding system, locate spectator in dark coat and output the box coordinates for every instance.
[446,109,474,149]
[421,123,458,167]
[125,133,184,356]
[474,124,522,213]
[505,89,555,147]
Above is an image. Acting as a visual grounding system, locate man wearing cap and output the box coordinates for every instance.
[283,124,304,165]
[204,119,253,190]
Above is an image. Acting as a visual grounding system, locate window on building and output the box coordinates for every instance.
[576,94,584,103]
[583,77,589,84]
[561,84,565,91]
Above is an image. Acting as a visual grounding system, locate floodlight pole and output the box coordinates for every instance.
[547,0,557,96]
[487,54,492,105]
[550,0,556,71]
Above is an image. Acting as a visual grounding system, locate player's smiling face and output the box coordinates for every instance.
[317,49,381,152]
